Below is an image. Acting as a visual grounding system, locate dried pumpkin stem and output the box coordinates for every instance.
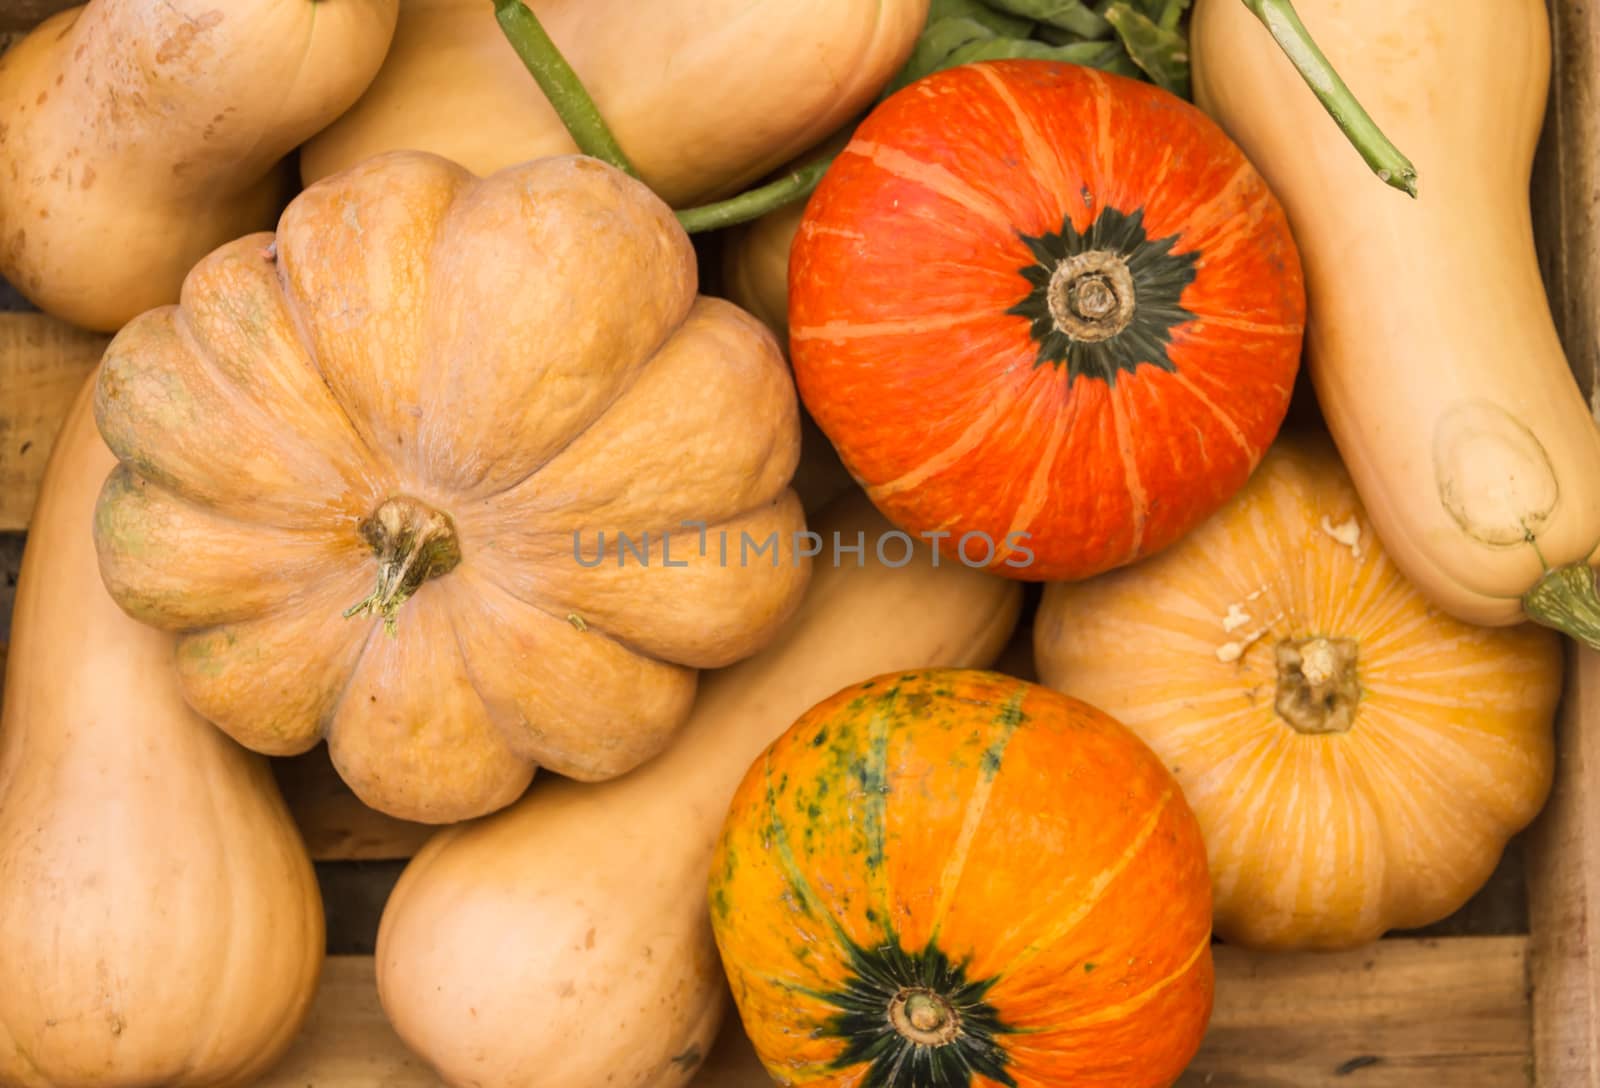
[491,0,642,179]
[1047,250,1137,342]
[1240,0,1418,197]
[888,988,960,1047]
[1523,563,1600,650]
[1274,636,1360,735]
[344,497,462,636]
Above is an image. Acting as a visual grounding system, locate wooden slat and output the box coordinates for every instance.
[1187,937,1530,1087]
[1528,644,1600,1087]
[0,313,106,530]
[274,748,436,862]
[1533,0,1600,405]
[261,939,1531,1087]
[1528,0,1600,1082]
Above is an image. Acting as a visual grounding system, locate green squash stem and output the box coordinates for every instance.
[491,0,642,179]
[1240,0,1418,197]
[490,0,825,232]
[1523,563,1600,650]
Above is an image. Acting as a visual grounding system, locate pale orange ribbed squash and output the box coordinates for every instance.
[1034,434,1562,951]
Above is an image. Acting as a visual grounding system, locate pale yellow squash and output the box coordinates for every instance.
[1192,0,1600,640]
[1034,435,1562,951]
[0,0,398,333]
[375,492,1022,1088]
[300,0,929,207]
[0,376,324,1087]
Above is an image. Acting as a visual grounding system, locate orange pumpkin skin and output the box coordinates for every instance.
[788,60,1305,582]
[708,668,1214,1088]
[89,150,807,824]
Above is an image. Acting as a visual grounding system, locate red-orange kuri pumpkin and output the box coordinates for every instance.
[788,59,1305,582]
[708,667,1214,1087]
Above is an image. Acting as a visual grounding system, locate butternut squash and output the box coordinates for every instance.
[0,0,398,333]
[375,492,1022,1088]
[1191,0,1600,643]
[299,0,929,207]
[0,375,325,1088]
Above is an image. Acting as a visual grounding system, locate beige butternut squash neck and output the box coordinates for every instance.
[0,376,324,1088]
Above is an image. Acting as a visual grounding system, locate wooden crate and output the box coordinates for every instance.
[0,1,1596,1084]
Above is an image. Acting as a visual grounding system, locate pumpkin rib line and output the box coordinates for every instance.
[928,686,1029,942]
[453,564,663,671]
[440,578,533,767]
[1108,382,1149,563]
[866,376,1028,500]
[969,64,1074,223]
[468,294,720,504]
[790,309,997,344]
[1000,374,1077,550]
[155,303,369,529]
[1166,369,1254,461]
[760,745,856,953]
[458,499,789,667]
[269,241,391,482]
[1000,788,1175,973]
[849,139,1016,236]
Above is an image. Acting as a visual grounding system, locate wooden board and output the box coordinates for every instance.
[1528,644,1600,1087]
[262,938,1532,1087]
[0,313,106,530]
[1528,0,1600,1083]
[274,749,437,862]
[1533,0,1600,407]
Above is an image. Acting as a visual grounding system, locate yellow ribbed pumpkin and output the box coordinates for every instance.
[1034,434,1562,951]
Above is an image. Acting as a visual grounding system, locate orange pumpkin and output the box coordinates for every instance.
[787,59,1304,583]
[1034,435,1563,950]
[709,667,1214,1087]
[89,150,808,824]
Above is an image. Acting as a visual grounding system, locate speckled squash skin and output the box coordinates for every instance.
[0,0,398,332]
[709,667,1214,1088]
[89,150,808,824]
[789,59,1305,583]
[1035,435,1563,951]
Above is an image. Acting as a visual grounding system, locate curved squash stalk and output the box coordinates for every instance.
[1240,0,1418,195]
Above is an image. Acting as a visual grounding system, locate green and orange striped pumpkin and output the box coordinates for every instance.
[708,667,1214,1087]
[787,59,1305,582]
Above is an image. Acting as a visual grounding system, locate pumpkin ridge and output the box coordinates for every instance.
[1001,789,1175,973]
[467,297,759,506]
[450,562,662,668]
[1058,930,1212,1031]
[928,687,1029,939]
[846,138,1016,235]
[269,223,402,480]
[172,258,381,511]
[760,746,857,950]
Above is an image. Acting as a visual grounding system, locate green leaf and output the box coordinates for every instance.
[930,0,1035,37]
[943,36,1130,70]
[1032,23,1091,45]
[1104,2,1189,95]
[885,16,999,94]
[978,0,1109,38]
